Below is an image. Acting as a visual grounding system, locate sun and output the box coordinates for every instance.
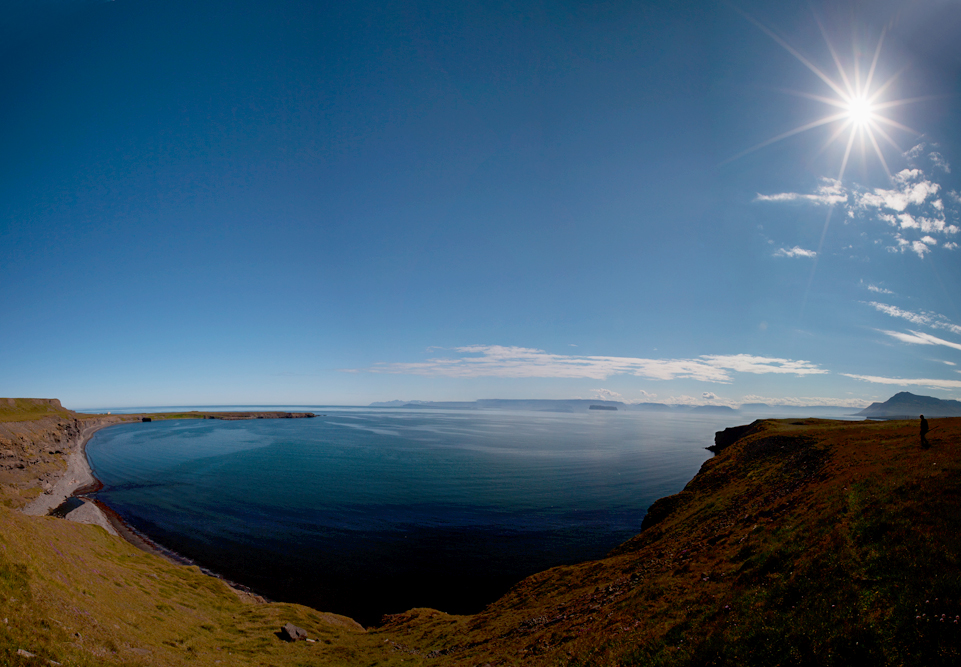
[729,11,923,182]
[846,96,874,127]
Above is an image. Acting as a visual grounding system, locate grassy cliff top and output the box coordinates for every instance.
[0,398,73,423]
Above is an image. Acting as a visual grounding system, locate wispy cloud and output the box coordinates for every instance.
[930,151,951,173]
[756,153,959,259]
[842,373,961,390]
[362,346,827,382]
[700,354,826,375]
[866,302,961,337]
[880,329,961,353]
[857,168,941,213]
[774,246,817,258]
[755,178,847,206]
[740,394,870,408]
[592,388,623,401]
[866,284,894,295]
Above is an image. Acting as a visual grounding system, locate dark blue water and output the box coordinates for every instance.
[86,408,732,625]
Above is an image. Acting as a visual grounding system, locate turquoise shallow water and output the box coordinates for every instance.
[85,408,735,625]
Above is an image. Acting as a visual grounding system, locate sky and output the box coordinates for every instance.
[1,0,960,409]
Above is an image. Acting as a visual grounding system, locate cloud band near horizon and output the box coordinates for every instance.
[357,345,827,382]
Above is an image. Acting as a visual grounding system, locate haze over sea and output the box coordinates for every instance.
[82,407,854,625]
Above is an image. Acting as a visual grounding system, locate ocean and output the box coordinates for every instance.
[84,407,754,625]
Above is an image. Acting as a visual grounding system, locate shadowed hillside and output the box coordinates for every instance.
[3,407,961,665]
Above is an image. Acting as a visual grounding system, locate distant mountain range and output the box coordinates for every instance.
[856,392,961,419]
[368,398,851,415]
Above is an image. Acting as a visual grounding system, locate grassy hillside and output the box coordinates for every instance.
[3,414,960,665]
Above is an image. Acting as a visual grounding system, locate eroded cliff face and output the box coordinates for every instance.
[0,399,122,508]
[0,416,80,507]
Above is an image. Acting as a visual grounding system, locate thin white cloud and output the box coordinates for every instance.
[755,178,846,206]
[702,392,718,401]
[866,284,894,295]
[592,388,623,401]
[842,373,961,390]
[701,354,826,375]
[867,302,961,337]
[774,246,817,258]
[363,346,827,382]
[943,361,957,366]
[740,394,870,408]
[930,151,951,173]
[905,143,926,160]
[880,329,961,352]
[668,395,710,406]
[868,302,933,327]
[946,242,959,250]
[910,240,930,257]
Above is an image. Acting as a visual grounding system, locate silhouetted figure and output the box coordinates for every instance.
[920,414,930,449]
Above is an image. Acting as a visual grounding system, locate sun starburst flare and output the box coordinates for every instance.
[728,10,928,183]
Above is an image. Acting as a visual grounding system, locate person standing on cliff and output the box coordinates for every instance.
[920,415,930,449]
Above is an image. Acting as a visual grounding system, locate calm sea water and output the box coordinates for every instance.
[86,408,740,625]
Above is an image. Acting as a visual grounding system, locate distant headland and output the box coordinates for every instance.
[856,391,961,419]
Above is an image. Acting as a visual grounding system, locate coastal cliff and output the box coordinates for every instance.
[0,399,130,510]
[2,404,960,665]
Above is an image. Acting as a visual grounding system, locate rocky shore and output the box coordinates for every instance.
[21,417,123,535]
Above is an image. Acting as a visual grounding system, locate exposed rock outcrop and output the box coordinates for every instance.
[280,622,308,641]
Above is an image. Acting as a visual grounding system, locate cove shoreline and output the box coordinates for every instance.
[31,416,274,604]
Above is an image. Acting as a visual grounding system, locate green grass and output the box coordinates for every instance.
[0,399,71,424]
[0,506,401,666]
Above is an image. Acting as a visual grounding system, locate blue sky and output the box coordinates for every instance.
[2,0,960,409]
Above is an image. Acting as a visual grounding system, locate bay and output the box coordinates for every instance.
[85,408,737,625]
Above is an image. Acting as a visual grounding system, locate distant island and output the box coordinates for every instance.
[588,404,618,411]
[856,391,961,419]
